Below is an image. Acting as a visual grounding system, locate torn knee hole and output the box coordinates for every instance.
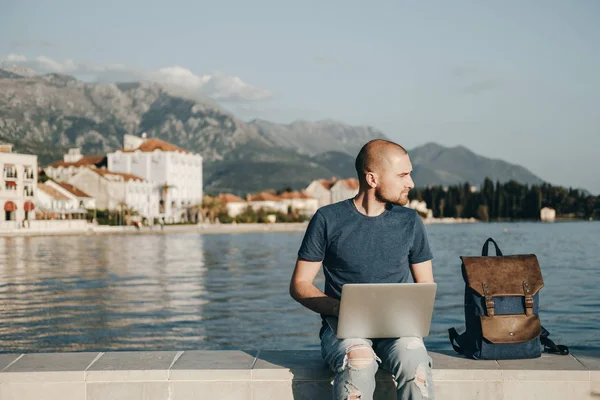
[413,363,429,398]
[406,338,426,350]
[343,381,363,400]
[343,345,377,369]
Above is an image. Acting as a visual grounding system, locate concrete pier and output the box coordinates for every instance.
[0,350,598,399]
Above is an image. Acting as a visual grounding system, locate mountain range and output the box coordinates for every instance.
[0,68,545,195]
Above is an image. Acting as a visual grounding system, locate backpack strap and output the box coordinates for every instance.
[482,238,503,256]
[541,326,569,355]
[448,327,464,355]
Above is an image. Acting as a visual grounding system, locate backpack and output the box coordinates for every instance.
[448,238,569,360]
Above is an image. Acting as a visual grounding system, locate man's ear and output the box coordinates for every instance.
[366,172,378,188]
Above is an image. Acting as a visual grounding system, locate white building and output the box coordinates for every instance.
[68,167,158,220]
[305,179,335,208]
[218,193,248,218]
[34,180,96,220]
[407,199,433,219]
[331,178,359,204]
[0,143,37,226]
[540,207,556,222]
[246,192,288,213]
[218,191,318,218]
[278,191,319,216]
[36,182,88,220]
[47,181,96,210]
[44,148,106,182]
[107,134,203,223]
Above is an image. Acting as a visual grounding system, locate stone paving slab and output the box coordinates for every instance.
[170,350,257,381]
[0,354,21,371]
[86,351,179,382]
[0,352,100,383]
[0,350,596,399]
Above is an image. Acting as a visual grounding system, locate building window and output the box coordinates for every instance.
[5,181,17,191]
[23,185,34,197]
[3,165,17,179]
[24,166,34,180]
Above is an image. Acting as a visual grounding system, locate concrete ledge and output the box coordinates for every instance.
[0,350,598,399]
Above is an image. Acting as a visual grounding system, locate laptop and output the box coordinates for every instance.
[334,283,437,339]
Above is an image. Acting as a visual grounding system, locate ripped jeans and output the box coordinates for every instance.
[321,324,434,400]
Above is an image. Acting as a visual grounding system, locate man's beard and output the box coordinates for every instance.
[375,187,409,206]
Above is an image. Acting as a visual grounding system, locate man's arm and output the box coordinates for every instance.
[411,260,434,283]
[289,257,340,316]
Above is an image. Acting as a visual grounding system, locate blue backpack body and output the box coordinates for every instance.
[448,238,568,360]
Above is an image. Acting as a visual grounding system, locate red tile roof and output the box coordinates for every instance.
[122,138,190,154]
[248,192,280,202]
[90,168,146,182]
[219,193,246,203]
[48,155,105,168]
[55,182,92,198]
[278,191,313,200]
[37,183,70,200]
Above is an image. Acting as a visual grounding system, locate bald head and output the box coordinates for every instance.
[355,139,408,182]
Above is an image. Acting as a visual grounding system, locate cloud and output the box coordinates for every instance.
[1,54,271,102]
[6,53,27,62]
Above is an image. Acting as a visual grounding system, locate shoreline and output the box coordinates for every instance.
[3,217,593,238]
[0,222,311,238]
[423,217,478,224]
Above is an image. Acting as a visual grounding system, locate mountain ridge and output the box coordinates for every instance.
[0,69,549,194]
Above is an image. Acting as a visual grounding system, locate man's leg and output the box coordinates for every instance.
[374,337,434,400]
[321,324,380,400]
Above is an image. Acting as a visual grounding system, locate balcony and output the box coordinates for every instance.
[4,181,18,193]
[3,172,17,180]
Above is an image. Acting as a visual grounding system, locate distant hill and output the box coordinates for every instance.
[299,144,545,189]
[0,68,546,194]
[408,143,545,187]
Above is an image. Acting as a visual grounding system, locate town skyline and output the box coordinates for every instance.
[2,1,599,193]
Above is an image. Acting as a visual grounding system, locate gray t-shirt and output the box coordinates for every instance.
[298,198,434,305]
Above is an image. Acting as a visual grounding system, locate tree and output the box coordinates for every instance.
[495,181,505,219]
[409,179,597,221]
[201,195,227,223]
[235,206,258,223]
[482,178,495,217]
[477,204,489,222]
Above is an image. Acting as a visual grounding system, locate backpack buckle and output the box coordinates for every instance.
[485,297,495,317]
[523,281,534,316]
[482,282,495,317]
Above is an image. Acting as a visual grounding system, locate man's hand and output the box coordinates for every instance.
[290,258,340,316]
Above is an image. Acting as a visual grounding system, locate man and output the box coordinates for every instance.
[289,139,435,400]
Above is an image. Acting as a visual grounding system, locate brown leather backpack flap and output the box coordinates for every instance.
[480,314,542,343]
[460,255,544,297]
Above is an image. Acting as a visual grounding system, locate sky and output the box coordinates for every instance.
[1,0,599,193]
